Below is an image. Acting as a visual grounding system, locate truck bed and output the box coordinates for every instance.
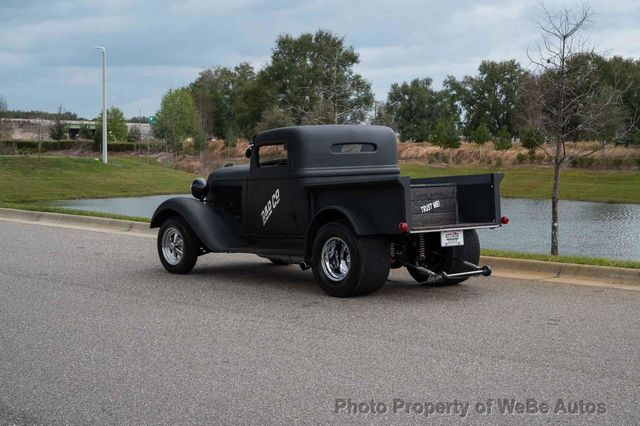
[407,173,503,232]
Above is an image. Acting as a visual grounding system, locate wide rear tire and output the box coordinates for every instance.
[312,222,390,297]
[407,229,480,285]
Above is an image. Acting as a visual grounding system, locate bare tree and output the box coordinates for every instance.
[0,95,7,139]
[523,3,628,255]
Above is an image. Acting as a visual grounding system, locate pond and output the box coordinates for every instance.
[51,195,640,261]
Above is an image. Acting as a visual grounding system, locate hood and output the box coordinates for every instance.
[210,164,250,181]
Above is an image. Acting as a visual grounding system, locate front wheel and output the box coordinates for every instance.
[312,222,390,297]
[407,229,480,285]
[157,217,199,274]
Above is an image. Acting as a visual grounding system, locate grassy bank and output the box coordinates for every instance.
[0,156,194,202]
[400,163,640,204]
[482,249,640,270]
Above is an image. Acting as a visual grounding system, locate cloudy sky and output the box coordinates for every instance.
[1,0,639,119]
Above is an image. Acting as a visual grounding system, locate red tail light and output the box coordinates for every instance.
[500,216,509,225]
[399,222,409,233]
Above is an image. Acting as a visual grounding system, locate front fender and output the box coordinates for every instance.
[150,197,243,252]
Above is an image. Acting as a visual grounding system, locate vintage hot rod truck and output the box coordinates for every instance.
[151,125,506,297]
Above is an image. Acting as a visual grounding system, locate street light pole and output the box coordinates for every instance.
[95,46,107,164]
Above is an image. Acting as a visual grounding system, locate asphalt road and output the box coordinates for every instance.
[1,221,639,425]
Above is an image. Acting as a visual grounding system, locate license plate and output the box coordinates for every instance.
[441,230,464,247]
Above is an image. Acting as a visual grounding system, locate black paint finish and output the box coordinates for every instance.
[151,125,503,260]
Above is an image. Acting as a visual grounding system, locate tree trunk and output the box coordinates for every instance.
[551,141,562,255]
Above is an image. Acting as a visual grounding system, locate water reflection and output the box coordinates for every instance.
[480,198,640,261]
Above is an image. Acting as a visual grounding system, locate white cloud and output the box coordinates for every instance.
[2,0,639,117]
[168,0,259,15]
[0,51,33,67]
[0,14,133,50]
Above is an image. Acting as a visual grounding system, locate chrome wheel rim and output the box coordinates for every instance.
[162,227,184,266]
[321,237,351,282]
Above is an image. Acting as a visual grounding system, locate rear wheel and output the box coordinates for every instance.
[406,229,480,285]
[312,222,390,297]
[157,217,199,274]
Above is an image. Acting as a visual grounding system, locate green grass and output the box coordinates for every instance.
[0,156,195,202]
[0,201,149,222]
[482,249,640,270]
[400,163,640,204]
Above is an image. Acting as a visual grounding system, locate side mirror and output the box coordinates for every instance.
[245,146,253,159]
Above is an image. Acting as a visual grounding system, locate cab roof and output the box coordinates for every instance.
[254,125,398,170]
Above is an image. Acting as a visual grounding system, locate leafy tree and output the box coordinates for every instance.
[223,128,238,158]
[369,101,393,127]
[470,122,491,145]
[433,117,460,149]
[127,125,141,142]
[128,116,149,124]
[155,88,202,153]
[433,116,460,163]
[385,78,458,141]
[190,63,260,139]
[3,109,79,120]
[628,128,640,146]
[233,71,277,137]
[79,123,93,140]
[49,106,68,141]
[264,30,374,124]
[521,127,544,154]
[94,107,128,143]
[446,60,526,137]
[255,105,295,133]
[494,126,512,151]
[593,55,640,135]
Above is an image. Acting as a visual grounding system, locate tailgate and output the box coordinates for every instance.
[410,183,458,229]
[407,173,503,232]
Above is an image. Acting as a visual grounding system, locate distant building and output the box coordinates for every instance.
[1,118,153,141]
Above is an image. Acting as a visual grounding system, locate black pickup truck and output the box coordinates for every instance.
[151,125,506,297]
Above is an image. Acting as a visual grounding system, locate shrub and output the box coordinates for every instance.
[470,122,490,145]
[0,140,94,152]
[569,156,596,168]
[521,127,544,155]
[432,117,460,150]
[91,141,138,152]
[494,126,512,151]
[516,152,527,163]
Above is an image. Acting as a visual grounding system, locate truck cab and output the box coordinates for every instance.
[151,125,505,297]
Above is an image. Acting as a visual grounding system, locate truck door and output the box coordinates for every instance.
[246,140,297,236]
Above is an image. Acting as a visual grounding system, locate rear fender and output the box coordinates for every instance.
[150,197,243,252]
[304,206,378,259]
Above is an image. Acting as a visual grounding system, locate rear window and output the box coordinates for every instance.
[331,143,376,153]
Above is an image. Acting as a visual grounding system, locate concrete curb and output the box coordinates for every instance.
[1,207,638,288]
[481,255,640,288]
[0,208,154,236]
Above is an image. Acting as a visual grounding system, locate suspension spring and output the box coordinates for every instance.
[418,234,426,259]
[390,242,396,260]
